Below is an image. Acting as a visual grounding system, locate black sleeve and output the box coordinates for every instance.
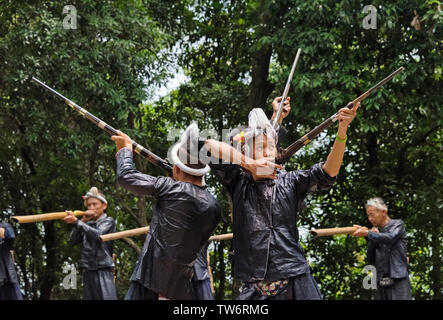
[366,238,377,265]
[68,225,83,245]
[288,162,337,198]
[73,218,116,242]
[367,221,405,245]
[0,223,15,249]
[116,147,173,197]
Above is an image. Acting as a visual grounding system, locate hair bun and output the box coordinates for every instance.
[89,187,99,195]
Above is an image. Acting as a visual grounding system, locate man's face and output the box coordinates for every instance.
[366,206,386,227]
[251,134,277,161]
[86,198,106,217]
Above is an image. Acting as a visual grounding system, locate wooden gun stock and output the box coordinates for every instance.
[100,226,150,242]
[309,227,358,237]
[100,227,234,243]
[10,210,86,224]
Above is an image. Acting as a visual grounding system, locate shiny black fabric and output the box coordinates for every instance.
[366,219,411,300]
[237,273,322,300]
[209,161,336,282]
[0,282,22,300]
[193,242,210,281]
[116,147,221,300]
[0,222,22,300]
[193,242,214,300]
[125,280,158,300]
[193,278,214,300]
[374,277,412,300]
[366,219,409,279]
[68,214,116,270]
[82,268,117,300]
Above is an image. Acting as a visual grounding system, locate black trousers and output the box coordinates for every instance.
[0,282,23,300]
[125,281,159,300]
[82,268,117,300]
[193,278,214,300]
[375,277,412,300]
[237,272,322,300]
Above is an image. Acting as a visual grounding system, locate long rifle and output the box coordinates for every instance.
[31,77,173,174]
[272,48,302,129]
[309,226,358,237]
[276,67,405,164]
[11,210,86,224]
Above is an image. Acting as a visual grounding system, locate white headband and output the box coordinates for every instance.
[170,123,210,177]
[83,188,107,204]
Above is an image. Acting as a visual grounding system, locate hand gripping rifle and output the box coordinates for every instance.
[272,48,302,129]
[31,77,173,174]
[276,67,405,164]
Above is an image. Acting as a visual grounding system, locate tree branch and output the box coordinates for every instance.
[121,237,141,255]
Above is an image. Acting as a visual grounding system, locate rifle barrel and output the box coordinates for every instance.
[273,48,302,129]
[32,77,173,173]
[277,67,404,163]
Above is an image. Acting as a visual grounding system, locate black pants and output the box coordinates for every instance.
[375,277,412,300]
[82,268,117,300]
[125,281,159,300]
[193,278,214,300]
[0,282,23,300]
[237,273,322,300]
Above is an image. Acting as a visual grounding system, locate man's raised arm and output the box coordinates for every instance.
[322,102,360,177]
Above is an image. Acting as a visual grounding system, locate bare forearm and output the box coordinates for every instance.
[205,139,250,166]
[322,127,347,177]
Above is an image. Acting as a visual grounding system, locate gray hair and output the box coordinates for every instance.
[365,197,388,212]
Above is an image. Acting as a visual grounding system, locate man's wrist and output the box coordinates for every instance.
[241,157,254,171]
[271,113,283,124]
[337,127,348,140]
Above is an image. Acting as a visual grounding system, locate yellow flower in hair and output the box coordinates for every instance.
[232,131,245,143]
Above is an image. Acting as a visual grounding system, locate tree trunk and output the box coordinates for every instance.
[39,221,57,300]
[214,240,226,300]
[430,218,442,299]
[247,0,275,110]
[248,46,274,109]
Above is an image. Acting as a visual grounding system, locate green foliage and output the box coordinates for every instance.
[150,0,442,299]
[0,0,173,299]
[1,0,441,300]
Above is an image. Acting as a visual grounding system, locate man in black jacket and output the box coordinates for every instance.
[201,102,359,300]
[0,222,22,300]
[64,187,117,300]
[112,123,221,300]
[352,197,412,300]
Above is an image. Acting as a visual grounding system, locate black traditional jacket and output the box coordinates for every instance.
[0,222,19,286]
[68,214,116,271]
[193,242,210,281]
[209,161,336,282]
[366,219,409,279]
[116,147,221,299]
